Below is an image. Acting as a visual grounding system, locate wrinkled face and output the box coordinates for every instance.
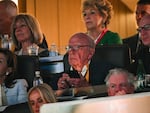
[14,19,32,43]
[82,8,103,30]
[68,37,94,72]
[29,90,47,113]
[107,73,134,96]
[136,4,150,26]
[138,15,150,46]
[0,53,8,83]
[0,5,13,34]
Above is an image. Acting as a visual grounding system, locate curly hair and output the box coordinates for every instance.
[81,0,113,27]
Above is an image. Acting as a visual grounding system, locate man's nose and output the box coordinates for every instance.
[115,85,122,92]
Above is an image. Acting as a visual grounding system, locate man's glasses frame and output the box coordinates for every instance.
[66,45,91,51]
[137,24,150,32]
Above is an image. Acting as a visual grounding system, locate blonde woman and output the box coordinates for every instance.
[11,13,48,56]
[28,83,57,113]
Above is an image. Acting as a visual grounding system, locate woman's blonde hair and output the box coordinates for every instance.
[81,0,113,27]
[11,13,43,49]
[28,83,57,113]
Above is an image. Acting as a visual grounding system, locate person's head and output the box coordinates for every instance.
[67,32,95,72]
[81,0,113,30]
[0,0,17,35]
[28,83,56,113]
[0,48,15,84]
[105,68,135,96]
[136,0,150,26]
[11,13,43,49]
[138,14,150,46]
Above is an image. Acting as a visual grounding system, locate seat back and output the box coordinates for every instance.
[92,44,131,68]
[16,55,39,89]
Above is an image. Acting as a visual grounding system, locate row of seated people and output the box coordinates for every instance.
[2,41,149,112]
[1,50,134,113]
[1,32,148,113]
[0,0,149,112]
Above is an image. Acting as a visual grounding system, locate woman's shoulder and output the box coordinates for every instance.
[38,47,49,57]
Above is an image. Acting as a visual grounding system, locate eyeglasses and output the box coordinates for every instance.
[137,24,150,32]
[66,45,90,51]
[108,83,129,90]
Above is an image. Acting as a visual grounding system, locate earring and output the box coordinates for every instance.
[6,72,9,75]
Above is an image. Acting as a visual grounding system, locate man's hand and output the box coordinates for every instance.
[57,73,89,90]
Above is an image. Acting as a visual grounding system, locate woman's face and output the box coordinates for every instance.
[29,89,47,113]
[82,8,103,30]
[14,19,32,43]
[0,53,8,83]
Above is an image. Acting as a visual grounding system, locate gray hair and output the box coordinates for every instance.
[70,32,95,49]
[105,68,135,86]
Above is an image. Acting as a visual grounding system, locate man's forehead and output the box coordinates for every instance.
[140,15,150,25]
[69,36,88,44]
[136,4,150,12]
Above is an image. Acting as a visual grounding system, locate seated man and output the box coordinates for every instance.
[105,68,135,96]
[57,32,95,89]
[137,14,150,73]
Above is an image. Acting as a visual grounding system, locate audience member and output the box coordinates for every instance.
[138,14,150,47]
[123,0,150,57]
[11,13,49,56]
[57,33,95,89]
[28,83,56,113]
[0,48,28,105]
[0,0,17,36]
[105,68,135,96]
[81,0,122,46]
[0,0,48,50]
[137,14,150,73]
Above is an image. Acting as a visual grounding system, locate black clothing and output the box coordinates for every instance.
[38,35,48,49]
[123,34,139,60]
[62,53,114,86]
[123,34,150,74]
[3,102,31,113]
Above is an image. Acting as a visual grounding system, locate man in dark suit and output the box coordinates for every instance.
[3,102,31,113]
[123,0,150,59]
[123,0,150,74]
[138,14,150,74]
[57,33,95,89]
[57,33,115,90]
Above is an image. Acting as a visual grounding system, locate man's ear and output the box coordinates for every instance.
[88,48,95,60]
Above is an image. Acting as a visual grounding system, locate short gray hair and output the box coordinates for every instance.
[105,68,135,86]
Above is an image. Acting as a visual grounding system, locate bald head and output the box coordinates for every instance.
[0,0,18,35]
[68,32,95,72]
[69,33,95,49]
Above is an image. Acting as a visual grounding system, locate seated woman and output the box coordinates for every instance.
[11,13,49,57]
[28,83,57,113]
[0,48,28,105]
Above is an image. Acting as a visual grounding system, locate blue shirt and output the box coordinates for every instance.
[5,79,28,105]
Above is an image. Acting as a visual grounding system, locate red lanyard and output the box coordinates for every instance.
[95,28,108,45]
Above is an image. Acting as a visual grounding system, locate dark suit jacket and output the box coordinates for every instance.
[3,102,31,113]
[123,34,150,74]
[63,53,114,86]
[123,33,139,59]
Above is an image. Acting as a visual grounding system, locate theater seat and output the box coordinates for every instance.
[3,102,30,113]
[15,55,40,90]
